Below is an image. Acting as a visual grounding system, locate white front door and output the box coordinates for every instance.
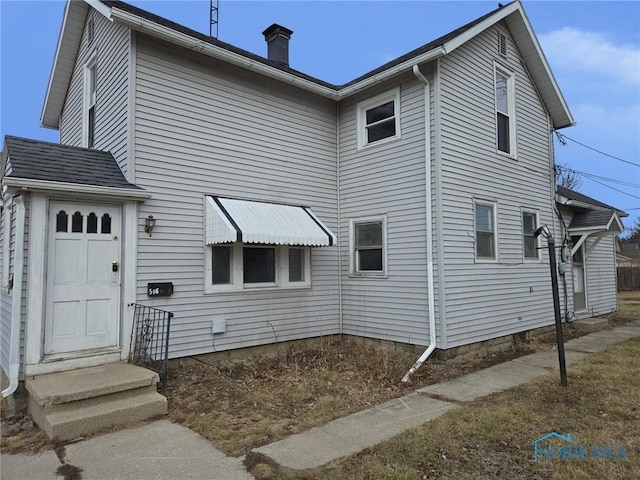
[45,202,121,355]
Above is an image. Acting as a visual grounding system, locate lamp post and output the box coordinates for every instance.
[534,225,568,386]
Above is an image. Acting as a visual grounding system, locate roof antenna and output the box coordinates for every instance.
[209,0,219,38]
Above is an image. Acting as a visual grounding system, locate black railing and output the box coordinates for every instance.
[129,303,173,383]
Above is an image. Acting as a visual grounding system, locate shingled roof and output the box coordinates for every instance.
[42,0,574,129]
[2,135,142,191]
[556,185,623,213]
[557,185,626,233]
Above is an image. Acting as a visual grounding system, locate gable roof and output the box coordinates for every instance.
[2,135,148,198]
[41,0,573,130]
[556,185,626,234]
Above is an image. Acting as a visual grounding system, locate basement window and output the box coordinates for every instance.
[357,88,401,149]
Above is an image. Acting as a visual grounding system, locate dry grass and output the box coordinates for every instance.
[162,340,534,457]
[282,336,640,480]
[615,291,640,319]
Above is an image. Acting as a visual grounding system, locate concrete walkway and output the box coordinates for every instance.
[2,321,639,479]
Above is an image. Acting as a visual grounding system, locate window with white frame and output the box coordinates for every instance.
[474,201,497,260]
[494,65,516,156]
[350,216,387,275]
[522,211,539,260]
[357,89,400,149]
[206,244,310,291]
[83,55,97,148]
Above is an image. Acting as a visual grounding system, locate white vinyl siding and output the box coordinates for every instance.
[583,235,617,317]
[60,11,130,174]
[134,35,338,358]
[0,199,11,376]
[339,75,432,347]
[438,23,556,348]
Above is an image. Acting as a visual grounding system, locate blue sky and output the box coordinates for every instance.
[1,0,639,229]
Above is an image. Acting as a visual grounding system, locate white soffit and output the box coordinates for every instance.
[205,196,336,247]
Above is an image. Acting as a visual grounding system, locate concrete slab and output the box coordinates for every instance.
[564,328,640,353]
[63,420,252,480]
[321,394,457,448]
[417,361,547,402]
[0,450,60,480]
[512,350,588,369]
[254,394,457,469]
[254,428,363,470]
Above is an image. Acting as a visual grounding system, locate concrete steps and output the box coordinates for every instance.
[26,363,167,440]
[572,317,609,333]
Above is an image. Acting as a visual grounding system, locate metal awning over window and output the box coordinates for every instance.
[205,196,336,246]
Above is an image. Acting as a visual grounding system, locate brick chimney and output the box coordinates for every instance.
[262,24,293,66]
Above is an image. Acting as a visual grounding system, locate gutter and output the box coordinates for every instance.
[110,7,445,101]
[2,196,25,398]
[3,177,151,200]
[402,65,436,382]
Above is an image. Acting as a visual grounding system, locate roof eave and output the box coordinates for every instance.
[504,3,574,129]
[3,176,151,200]
[41,1,91,129]
[41,0,575,127]
[110,7,339,100]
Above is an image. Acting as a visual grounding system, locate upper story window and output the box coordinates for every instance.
[522,210,540,260]
[474,201,497,261]
[494,65,516,157]
[83,53,97,148]
[350,215,387,276]
[357,88,401,149]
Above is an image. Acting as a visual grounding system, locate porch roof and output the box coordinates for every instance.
[205,196,335,247]
[2,136,149,199]
[568,209,624,234]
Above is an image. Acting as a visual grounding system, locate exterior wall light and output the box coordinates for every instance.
[144,215,156,237]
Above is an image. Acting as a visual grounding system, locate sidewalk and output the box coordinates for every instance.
[3,321,639,479]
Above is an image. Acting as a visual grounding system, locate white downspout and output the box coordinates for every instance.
[2,196,25,398]
[403,65,436,382]
[336,101,343,334]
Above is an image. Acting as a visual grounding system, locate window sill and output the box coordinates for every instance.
[357,135,401,152]
[523,257,542,263]
[348,272,389,279]
[204,283,312,294]
[496,149,517,160]
[474,258,499,264]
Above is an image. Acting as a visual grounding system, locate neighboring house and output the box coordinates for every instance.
[617,254,640,268]
[555,186,625,318]
[1,0,623,396]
